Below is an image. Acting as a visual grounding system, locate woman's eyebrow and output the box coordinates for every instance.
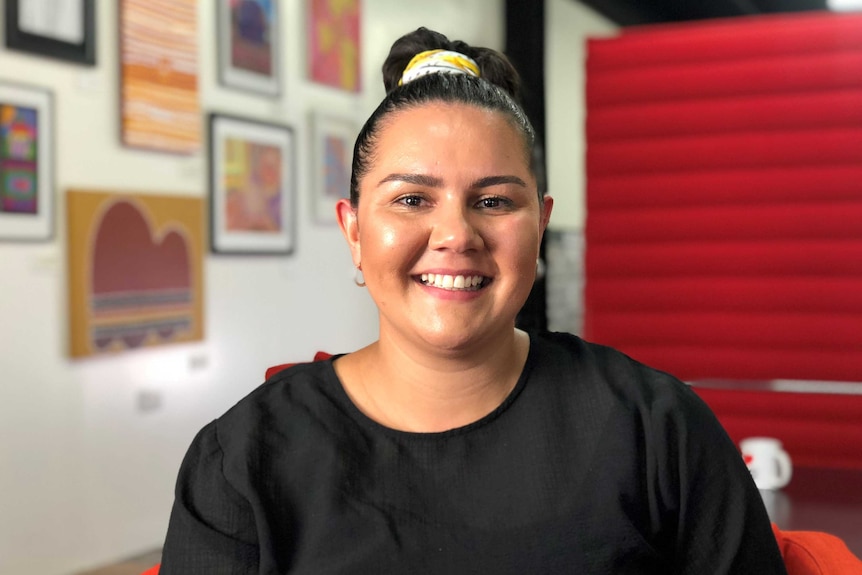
[377,173,443,187]
[470,175,527,189]
[377,173,526,189]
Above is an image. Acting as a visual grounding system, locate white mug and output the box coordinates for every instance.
[740,437,793,490]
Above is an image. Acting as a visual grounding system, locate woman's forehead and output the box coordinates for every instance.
[373,102,529,160]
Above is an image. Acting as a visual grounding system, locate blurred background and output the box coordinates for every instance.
[0,1,859,573]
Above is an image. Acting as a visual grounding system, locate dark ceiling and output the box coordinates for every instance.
[576,0,830,25]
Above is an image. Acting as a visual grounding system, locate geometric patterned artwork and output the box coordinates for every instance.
[0,103,39,214]
[67,189,205,357]
[120,0,200,154]
[308,0,361,92]
[0,82,53,241]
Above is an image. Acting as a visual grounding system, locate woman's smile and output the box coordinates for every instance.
[417,273,488,291]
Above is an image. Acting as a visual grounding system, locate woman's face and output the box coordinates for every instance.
[337,102,553,353]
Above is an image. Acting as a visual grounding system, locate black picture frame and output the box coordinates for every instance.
[5,0,96,65]
[208,113,296,255]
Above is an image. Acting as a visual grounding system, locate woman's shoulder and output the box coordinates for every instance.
[213,357,344,449]
[529,330,700,407]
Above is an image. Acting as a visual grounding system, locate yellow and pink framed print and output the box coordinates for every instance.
[307,0,361,92]
[67,189,205,358]
[208,113,295,254]
[0,82,53,241]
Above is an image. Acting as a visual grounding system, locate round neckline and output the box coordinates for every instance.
[324,333,537,440]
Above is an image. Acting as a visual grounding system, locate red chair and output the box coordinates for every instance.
[264,351,333,379]
[772,523,862,574]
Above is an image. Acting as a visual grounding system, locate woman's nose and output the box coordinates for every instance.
[428,204,484,252]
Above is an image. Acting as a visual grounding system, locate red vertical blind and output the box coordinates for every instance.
[584,12,862,383]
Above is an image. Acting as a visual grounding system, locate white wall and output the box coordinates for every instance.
[546,0,617,230]
[0,1,503,574]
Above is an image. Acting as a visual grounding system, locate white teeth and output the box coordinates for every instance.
[419,274,486,291]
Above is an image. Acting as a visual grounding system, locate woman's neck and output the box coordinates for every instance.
[335,328,530,433]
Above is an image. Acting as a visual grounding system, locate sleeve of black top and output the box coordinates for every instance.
[655,382,788,575]
[159,421,259,574]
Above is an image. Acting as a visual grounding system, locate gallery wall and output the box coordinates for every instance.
[0,2,506,574]
[0,1,617,573]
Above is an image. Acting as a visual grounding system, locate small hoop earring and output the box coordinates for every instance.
[354,267,366,287]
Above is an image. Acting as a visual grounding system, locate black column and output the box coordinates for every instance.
[506,0,548,332]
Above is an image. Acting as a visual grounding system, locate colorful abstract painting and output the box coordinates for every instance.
[67,189,205,358]
[311,111,357,223]
[223,138,282,231]
[231,0,273,75]
[120,0,200,154]
[308,0,361,92]
[0,103,38,214]
[219,0,280,95]
[209,113,294,254]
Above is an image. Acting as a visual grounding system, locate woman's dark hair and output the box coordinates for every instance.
[349,27,536,206]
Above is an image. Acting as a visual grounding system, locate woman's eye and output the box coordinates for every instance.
[478,196,509,209]
[398,195,424,207]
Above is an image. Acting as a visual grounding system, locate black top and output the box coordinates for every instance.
[160,331,787,574]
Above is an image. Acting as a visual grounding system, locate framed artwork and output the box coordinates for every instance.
[217,0,281,96]
[0,82,54,241]
[4,0,96,65]
[120,0,200,154]
[66,189,205,358]
[307,0,361,92]
[208,113,295,254]
[310,111,357,224]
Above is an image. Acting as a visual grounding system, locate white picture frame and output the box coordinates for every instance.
[310,110,358,224]
[0,82,54,241]
[217,0,281,96]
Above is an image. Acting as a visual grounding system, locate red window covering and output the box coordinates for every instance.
[585,12,862,382]
[584,13,862,468]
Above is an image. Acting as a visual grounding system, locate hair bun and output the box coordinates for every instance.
[382,27,522,101]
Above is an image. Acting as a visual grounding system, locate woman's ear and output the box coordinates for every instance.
[336,198,361,266]
[539,195,554,237]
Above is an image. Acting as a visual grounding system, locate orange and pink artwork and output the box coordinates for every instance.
[308,0,361,92]
[67,190,205,358]
[120,0,200,154]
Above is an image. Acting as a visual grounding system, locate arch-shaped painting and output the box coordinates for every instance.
[67,189,204,357]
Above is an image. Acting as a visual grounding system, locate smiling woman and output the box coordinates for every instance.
[335,101,551,375]
[158,27,789,574]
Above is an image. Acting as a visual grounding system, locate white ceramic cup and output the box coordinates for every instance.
[740,437,793,490]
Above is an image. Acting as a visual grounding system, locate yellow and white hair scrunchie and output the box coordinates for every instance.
[399,49,481,86]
